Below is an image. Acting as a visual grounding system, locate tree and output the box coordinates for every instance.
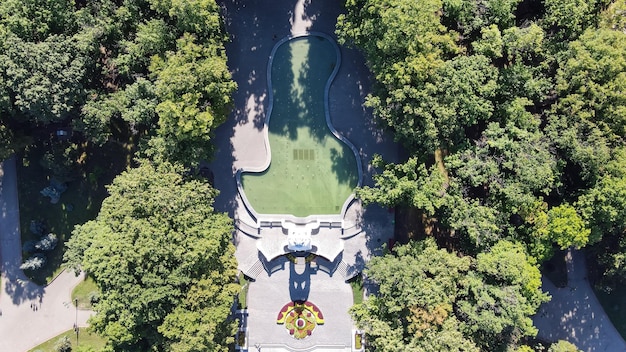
[547,28,626,184]
[351,238,547,351]
[447,103,557,215]
[442,0,522,37]
[548,340,581,352]
[149,33,236,165]
[336,0,457,74]
[64,161,238,351]
[350,238,477,351]
[599,0,626,33]
[577,148,626,284]
[356,156,447,215]
[546,204,590,249]
[113,19,175,78]
[77,78,158,145]
[54,335,72,352]
[0,33,88,123]
[460,240,548,349]
[147,0,224,41]
[542,0,598,40]
[0,0,76,42]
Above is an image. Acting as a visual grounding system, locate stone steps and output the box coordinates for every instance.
[244,260,265,280]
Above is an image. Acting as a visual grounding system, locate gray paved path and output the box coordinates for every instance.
[0,156,93,352]
[534,248,626,352]
[247,261,353,351]
[212,0,399,350]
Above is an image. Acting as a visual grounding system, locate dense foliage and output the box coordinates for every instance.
[0,0,236,166]
[65,161,238,351]
[338,0,626,349]
[0,0,239,350]
[351,239,547,351]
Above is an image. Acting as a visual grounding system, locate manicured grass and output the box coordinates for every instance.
[241,36,358,216]
[71,276,99,309]
[348,274,363,305]
[238,273,250,309]
[17,139,135,285]
[28,328,107,352]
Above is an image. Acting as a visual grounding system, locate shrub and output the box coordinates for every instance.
[35,233,58,251]
[88,291,100,305]
[54,336,72,352]
[20,254,47,270]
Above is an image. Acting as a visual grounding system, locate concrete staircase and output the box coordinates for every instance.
[335,260,357,281]
[243,260,265,280]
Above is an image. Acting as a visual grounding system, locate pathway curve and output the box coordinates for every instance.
[212,0,399,350]
[0,156,93,352]
[534,248,626,352]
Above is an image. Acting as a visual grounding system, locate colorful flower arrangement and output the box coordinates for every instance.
[276,301,324,339]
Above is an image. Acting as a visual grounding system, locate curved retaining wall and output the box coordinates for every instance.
[235,31,363,224]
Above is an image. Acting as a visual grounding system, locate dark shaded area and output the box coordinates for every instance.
[17,136,135,284]
[288,259,312,302]
[586,248,626,339]
[542,249,568,288]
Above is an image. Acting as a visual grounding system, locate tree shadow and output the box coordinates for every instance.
[330,147,358,186]
[213,0,402,218]
[2,257,45,305]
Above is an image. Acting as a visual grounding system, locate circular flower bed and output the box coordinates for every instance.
[276,301,324,339]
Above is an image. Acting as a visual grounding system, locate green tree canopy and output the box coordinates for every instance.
[65,161,238,351]
[351,238,547,351]
[149,33,236,165]
[0,0,76,41]
[547,28,626,184]
[0,33,88,123]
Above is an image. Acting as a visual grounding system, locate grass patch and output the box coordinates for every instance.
[348,274,363,305]
[71,276,99,309]
[238,273,250,309]
[18,138,135,285]
[587,251,626,339]
[541,249,568,288]
[593,286,626,339]
[28,328,107,352]
[241,36,358,216]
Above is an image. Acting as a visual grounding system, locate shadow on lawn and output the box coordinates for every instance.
[17,139,135,285]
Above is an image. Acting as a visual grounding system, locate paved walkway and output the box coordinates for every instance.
[534,248,626,352]
[0,156,93,352]
[211,0,399,350]
[247,259,354,351]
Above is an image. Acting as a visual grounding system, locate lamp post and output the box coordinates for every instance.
[74,298,79,344]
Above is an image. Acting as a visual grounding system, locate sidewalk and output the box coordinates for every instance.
[212,0,399,350]
[534,248,626,352]
[0,156,93,352]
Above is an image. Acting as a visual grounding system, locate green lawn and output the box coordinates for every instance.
[238,273,250,309]
[594,286,626,339]
[241,36,358,216]
[18,139,135,285]
[72,276,99,309]
[348,274,364,305]
[587,250,626,340]
[28,328,107,352]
